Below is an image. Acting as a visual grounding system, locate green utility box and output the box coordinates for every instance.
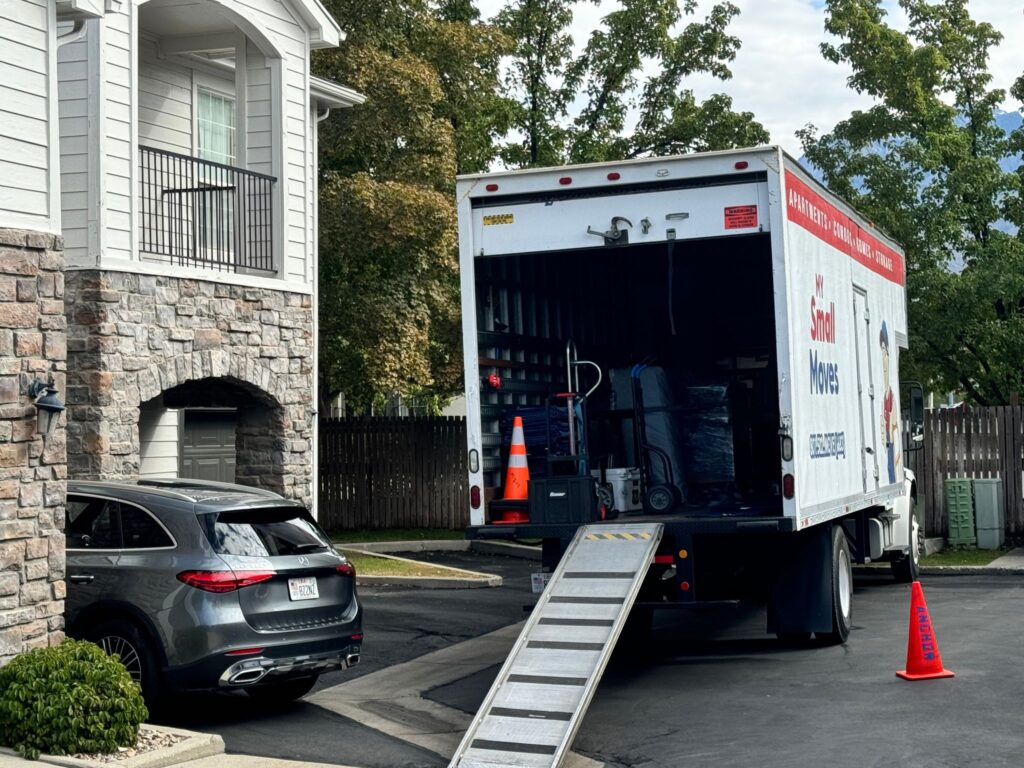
[944,477,976,546]
[972,478,1004,550]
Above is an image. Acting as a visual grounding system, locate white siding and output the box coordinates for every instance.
[139,399,181,479]
[245,40,273,177]
[0,0,57,230]
[138,38,192,154]
[58,25,91,264]
[53,0,319,290]
[104,8,134,261]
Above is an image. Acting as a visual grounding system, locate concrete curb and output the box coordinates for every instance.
[854,565,1024,577]
[335,539,543,561]
[340,547,503,589]
[0,726,223,768]
[355,573,503,588]
[918,565,1024,576]
[470,540,542,560]
[336,540,471,555]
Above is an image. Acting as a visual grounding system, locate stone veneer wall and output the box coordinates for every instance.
[65,271,314,504]
[0,228,67,665]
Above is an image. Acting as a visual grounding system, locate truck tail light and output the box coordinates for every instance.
[485,183,499,192]
[177,570,275,593]
[781,435,793,462]
[735,161,749,169]
[470,485,481,509]
[559,177,572,185]
[783,474,795,499]
[607,172,621,181]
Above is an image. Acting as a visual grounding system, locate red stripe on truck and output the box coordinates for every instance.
[785,171,904,286]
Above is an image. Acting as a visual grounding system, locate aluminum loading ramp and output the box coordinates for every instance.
[449,522,664,768]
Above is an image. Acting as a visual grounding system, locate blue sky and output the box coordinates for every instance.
[476,0,1024,156]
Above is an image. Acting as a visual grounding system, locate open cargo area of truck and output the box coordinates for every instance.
[475,231,784,521]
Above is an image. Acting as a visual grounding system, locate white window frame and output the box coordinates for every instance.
[190,70,240,267]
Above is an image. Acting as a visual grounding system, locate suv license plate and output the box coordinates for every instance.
[288,577,319,601]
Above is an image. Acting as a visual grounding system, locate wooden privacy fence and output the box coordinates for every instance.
[318,417,469,531]
[914,406,1024,537]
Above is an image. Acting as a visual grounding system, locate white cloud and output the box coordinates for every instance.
[476,0,1024,157]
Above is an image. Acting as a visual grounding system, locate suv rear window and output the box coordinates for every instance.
[200,507,332,557]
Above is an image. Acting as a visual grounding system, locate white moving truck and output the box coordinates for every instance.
[456,147,923,641]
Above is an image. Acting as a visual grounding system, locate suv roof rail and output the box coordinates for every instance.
[136,478,284,500]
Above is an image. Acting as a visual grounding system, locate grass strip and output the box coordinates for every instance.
[330,528,465,544]
[340,549,479,579]
[921,548,1002,566]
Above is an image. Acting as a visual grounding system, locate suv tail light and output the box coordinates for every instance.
[336,563,355,577]
[177,570,275,593]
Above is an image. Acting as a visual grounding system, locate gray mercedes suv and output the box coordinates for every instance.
[64,478,362,705]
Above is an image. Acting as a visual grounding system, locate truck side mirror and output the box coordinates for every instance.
[903,382,925,452]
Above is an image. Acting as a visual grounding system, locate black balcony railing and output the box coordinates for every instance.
[139,145,276,273]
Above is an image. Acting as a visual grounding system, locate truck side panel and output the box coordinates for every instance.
[782,162,908,528]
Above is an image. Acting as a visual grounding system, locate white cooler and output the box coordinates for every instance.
[591,467,643,513]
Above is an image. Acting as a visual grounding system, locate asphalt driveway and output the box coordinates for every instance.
[157,551,1024,768]
[428,570,1024,768]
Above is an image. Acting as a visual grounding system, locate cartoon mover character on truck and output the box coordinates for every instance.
[880,321,900,484]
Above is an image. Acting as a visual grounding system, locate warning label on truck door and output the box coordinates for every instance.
[724,205,758,229]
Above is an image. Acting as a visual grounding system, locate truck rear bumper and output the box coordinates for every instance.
[467,514,796,541]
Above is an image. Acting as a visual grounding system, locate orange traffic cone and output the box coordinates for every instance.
[493,416,530,524]
[896,581,955,681]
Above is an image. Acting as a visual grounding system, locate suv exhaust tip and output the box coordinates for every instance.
[344,652,360,668]
[226,667,269,686]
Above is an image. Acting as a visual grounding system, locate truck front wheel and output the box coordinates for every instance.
[818,525,853,645]
[890,506,920,583]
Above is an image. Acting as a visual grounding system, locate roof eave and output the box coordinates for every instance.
[288,0,343,49]
[310,76,365,108]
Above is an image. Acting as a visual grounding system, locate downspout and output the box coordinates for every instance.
[311,104,330,517]
[57,20,87,46]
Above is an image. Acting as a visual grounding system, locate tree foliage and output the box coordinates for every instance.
[313,0,510,412]
[313,0,770,410]
[495,0,768,167]
[800,0,1024,405]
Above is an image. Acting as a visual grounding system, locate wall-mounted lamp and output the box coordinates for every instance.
[28,379,65,437]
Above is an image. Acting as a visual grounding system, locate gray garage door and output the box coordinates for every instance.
[180,409,236,483]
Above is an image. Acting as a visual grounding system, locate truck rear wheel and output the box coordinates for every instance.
[817,525,853,645]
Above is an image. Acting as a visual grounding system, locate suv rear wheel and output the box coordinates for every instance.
[87,619,162,708]
[246,675,319,703]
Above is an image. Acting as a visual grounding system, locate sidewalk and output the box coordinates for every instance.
[0,754,361,768]
[987,547,1024,568]
[180,758,360,768]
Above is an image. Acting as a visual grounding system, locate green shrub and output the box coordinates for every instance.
[0,639,148,759]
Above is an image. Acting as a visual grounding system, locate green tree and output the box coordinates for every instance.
[496,0,768,167]
[800,0,1024,405]
[313,0,511,412]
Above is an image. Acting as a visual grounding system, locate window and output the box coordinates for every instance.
[197,88,236,166]
[201,507,332,557]
[66,496,121,550]
[119,503,174,549]
[195,88,237,260]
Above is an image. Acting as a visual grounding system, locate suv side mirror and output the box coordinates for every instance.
[903,381,925,452]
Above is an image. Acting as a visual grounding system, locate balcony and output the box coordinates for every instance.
[139,145,276,274]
